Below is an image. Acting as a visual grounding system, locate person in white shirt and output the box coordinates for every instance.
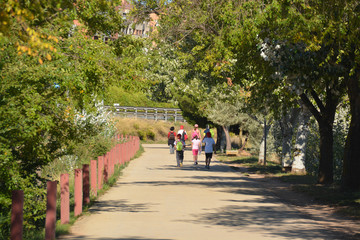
[202,132,216,169]
[177,125,187,147]
[191,135,201,165]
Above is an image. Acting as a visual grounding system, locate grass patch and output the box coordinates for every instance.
[23,230,45,240]
[273,174,360,218]
[290,184,360,218]
[275,174,317,185]
[217,155,258,164]
[216,154,282,174]
[114,118,197,143]
[218,154,360,219]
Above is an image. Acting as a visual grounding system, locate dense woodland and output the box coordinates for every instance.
[0,0,359,238]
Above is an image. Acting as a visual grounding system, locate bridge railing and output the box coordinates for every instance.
[105,105,184,122]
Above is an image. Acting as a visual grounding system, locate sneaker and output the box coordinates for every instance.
[180,163,183,167]
[194,162,198,165]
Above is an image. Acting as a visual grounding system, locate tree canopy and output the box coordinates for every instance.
[133,0,360,188]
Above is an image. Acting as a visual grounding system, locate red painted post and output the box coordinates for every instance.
[83,164,90,205]
[108,149,113,178]
[118,144,121,165]
[110,149,114,175]
[130,139,133,158]
[114,145,118,165]
[74,169,82,216]
[126,141,131,162]
[60,174,69,224]
[108,151,112,177]
[132,138,135,157]
[131,140,133,159]
[104,154,108,182]
[110,150,113,175]
[120,143,124,165]
[124,142,127,163]
[117,144,121,164]
[98,156,103,190]
[111,149,114,174]
[45,181,57,240]
[90,160,97,196]
[11,190,24,240]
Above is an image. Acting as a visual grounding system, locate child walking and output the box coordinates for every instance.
[175,133,184,167]
[191,135,201,165]
[202,132,216,169]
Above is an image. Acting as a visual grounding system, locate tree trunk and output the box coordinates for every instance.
[292,107,311,174]
[258,119,271,166]
[300,88,338,184]
[342,71,360,189]
[280,108,300,168]
[216,126,226,153]
[222,125,231,150]
[240,135,248,151]
[318,121,334,184]
[239,128,243,148]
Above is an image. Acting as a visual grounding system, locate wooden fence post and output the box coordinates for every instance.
[60,174,69,224]
[98,156,103,190]
[82,164,90,205]
[74,169,82,217]
[120,143,124,165]
[45,181,57,240]
[90,160,97,196]
[104,154,108,183]
[118,144,121,165]
[11,190,24,240]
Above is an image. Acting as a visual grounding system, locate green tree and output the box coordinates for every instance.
[0,0,126,235]
[253,0,359,187]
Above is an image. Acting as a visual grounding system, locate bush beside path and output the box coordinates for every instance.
[60,144,359,240]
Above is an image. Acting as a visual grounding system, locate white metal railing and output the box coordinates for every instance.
[105,105,185,122]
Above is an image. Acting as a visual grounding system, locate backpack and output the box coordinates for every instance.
[176,141,183,151]
[169,131,175,140]
[181,130,188,141]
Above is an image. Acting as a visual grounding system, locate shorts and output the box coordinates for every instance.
[205,152,213,159]
[192,149,199,156]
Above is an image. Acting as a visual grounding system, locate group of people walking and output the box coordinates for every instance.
[168,124,216,169]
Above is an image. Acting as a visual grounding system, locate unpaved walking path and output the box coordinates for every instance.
[61,144,357,240]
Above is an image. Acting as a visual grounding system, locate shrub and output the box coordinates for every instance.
[137,130,147,140]
[146,130,155,141]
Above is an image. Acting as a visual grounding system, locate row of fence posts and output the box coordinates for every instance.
[10,135,140,240]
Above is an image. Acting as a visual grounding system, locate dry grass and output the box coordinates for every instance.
[113,117,197,142]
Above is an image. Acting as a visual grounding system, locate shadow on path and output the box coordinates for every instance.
[89,200,157,214]
[64,236,173,240]
[118,164,357,239]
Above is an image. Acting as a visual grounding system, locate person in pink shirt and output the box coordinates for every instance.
[191,135,201,165]
[191,124,201,141]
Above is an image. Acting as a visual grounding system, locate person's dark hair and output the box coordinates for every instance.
[170,126,174,131]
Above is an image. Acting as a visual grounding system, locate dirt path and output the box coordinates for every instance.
[60,144,359,240]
